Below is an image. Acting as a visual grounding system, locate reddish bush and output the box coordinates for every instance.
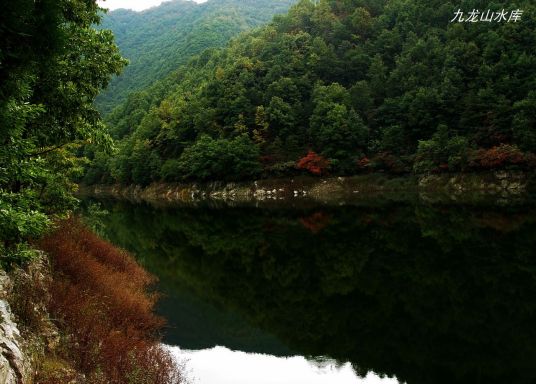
[469,144,525,169]
[296,150,330,176]
[38,218,183,384]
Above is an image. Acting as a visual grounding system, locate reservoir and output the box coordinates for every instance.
[82,196,536,384]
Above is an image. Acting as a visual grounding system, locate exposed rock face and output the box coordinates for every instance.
[0,255,86,384]
[0,272,26,384]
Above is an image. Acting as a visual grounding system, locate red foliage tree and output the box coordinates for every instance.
[296,150,330,176]
[469,144,526,170]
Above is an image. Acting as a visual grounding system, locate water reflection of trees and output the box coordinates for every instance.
[92,201,536,384]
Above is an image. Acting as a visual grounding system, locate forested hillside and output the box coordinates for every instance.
[95,0,296,114]
[85,0,536,186]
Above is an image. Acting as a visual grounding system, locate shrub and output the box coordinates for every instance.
[9,255,51,334]
[38,219,183,384]
[296,151,330,176]
[0,196,50,266]
[468,144,527,170]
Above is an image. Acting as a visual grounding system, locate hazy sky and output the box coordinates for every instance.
[98,0,207,12]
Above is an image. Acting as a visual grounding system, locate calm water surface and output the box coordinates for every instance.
[83,197,536,384]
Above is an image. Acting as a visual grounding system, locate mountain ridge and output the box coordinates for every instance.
[95,0,296,114]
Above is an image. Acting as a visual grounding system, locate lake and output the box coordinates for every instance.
[82,196,536,384]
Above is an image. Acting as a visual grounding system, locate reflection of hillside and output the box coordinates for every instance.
[86,200,536,384]
[85,201,292,355]
[158,278,293,356]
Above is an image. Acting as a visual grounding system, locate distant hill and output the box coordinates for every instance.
[96,0,296,115]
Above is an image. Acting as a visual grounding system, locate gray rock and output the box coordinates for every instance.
[0,299,26,384]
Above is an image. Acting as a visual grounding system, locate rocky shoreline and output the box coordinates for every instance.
[0,254,62,384]
[79,171,534,206]
[0,290,27,384]
[0,222,181,383]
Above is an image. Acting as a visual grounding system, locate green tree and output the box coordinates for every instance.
[414,125,470,173]
[176,135,261,181]
[0,0,126,264]
[310,83,368,171]
[513,91,536,153]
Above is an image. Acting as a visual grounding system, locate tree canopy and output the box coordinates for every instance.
[95,0,297,115]
[0,0,126,265]
[84,0,536,185]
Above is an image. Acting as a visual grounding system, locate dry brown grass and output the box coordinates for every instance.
[37,218,183,384]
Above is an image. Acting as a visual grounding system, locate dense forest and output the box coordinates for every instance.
[95,0,296,114]
[83,0,536,186]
